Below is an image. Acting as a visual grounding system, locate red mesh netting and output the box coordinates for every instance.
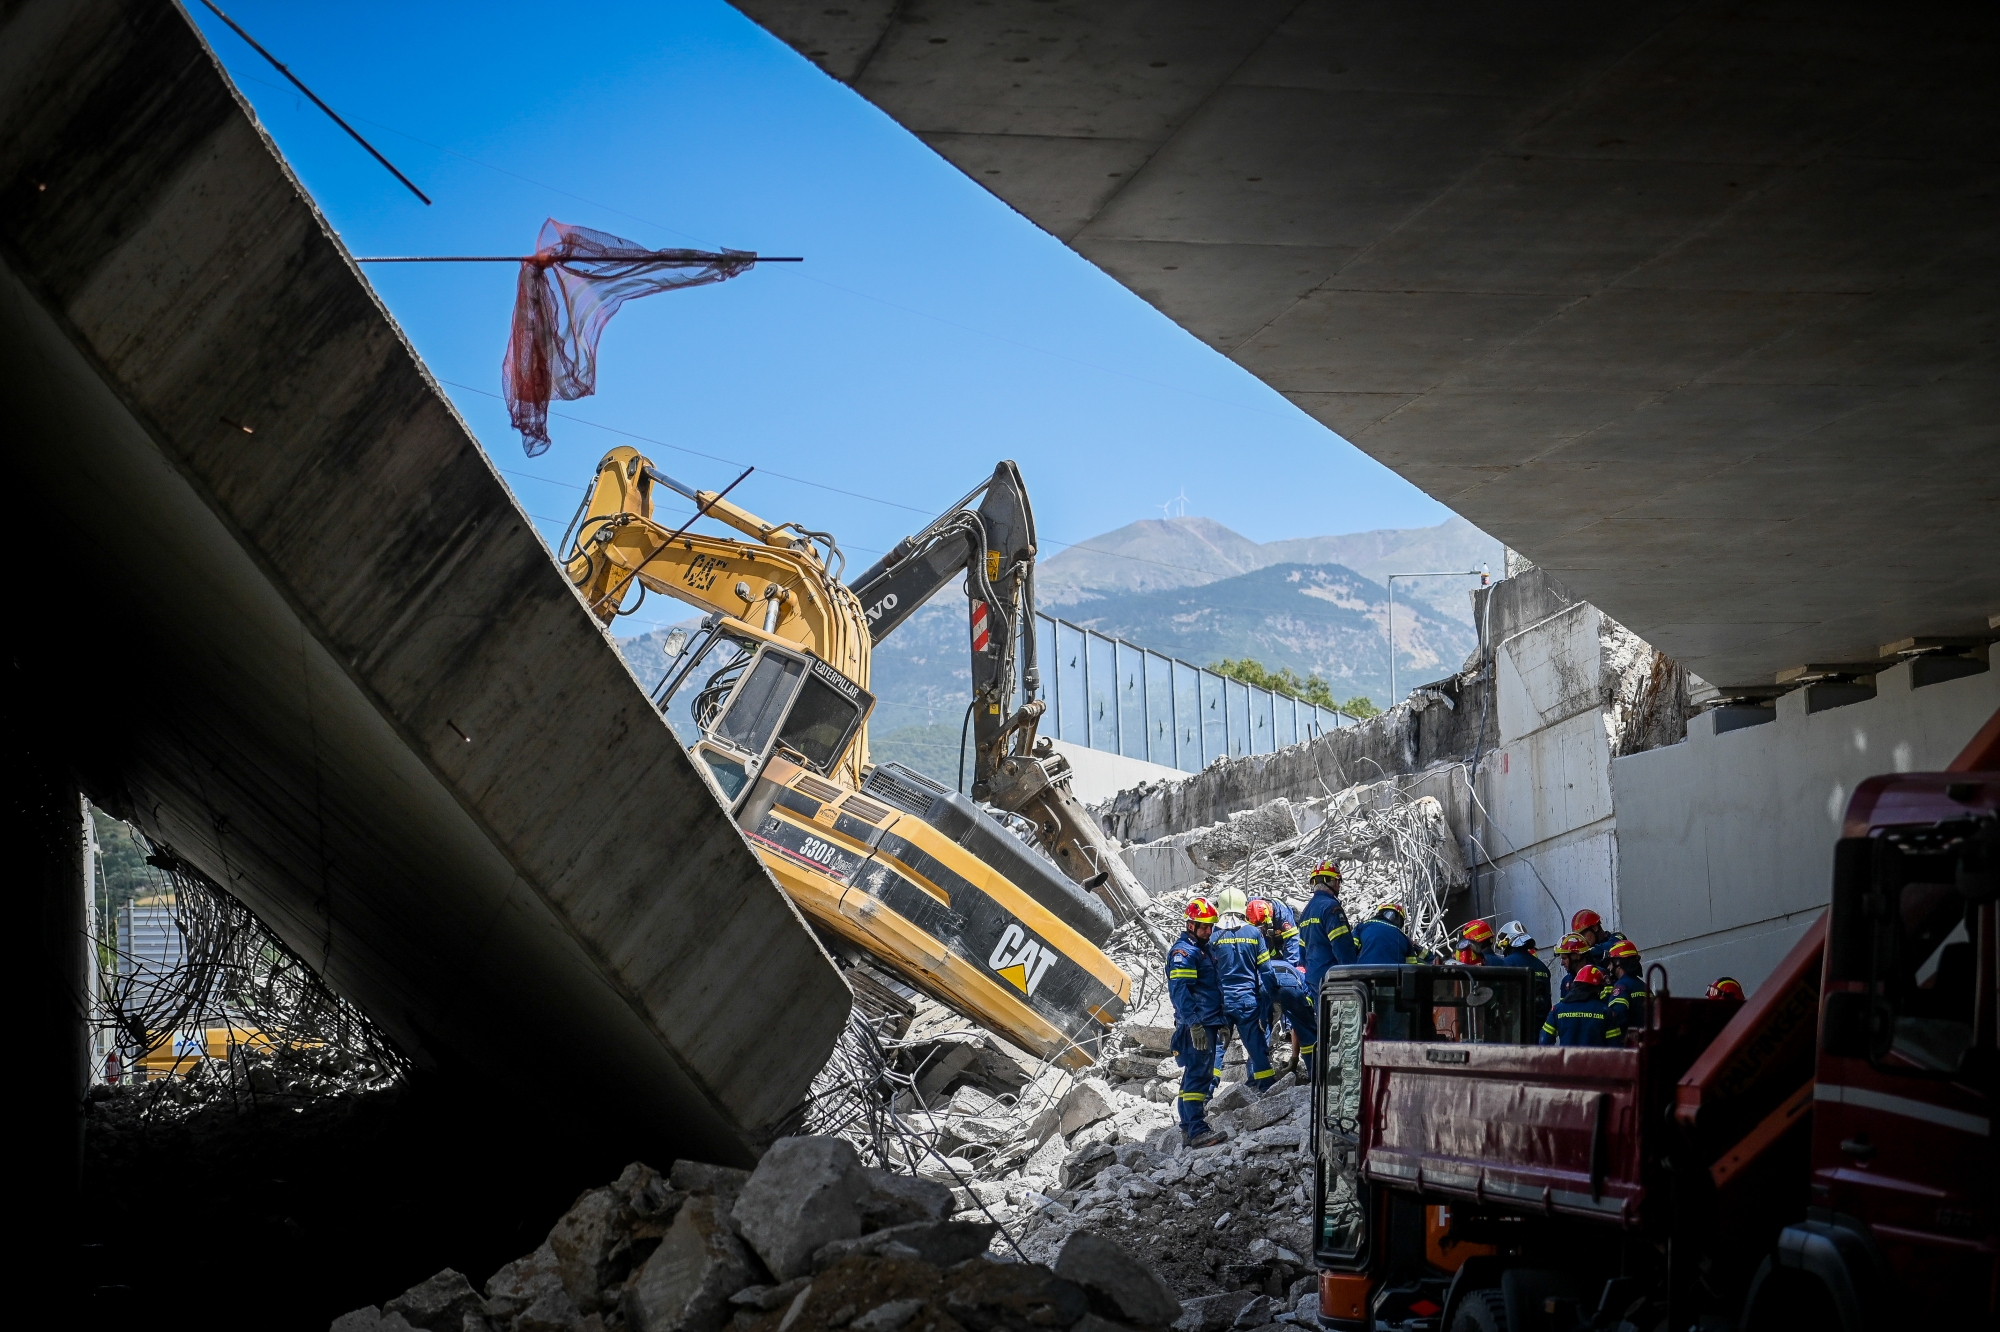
[503,219,755,454]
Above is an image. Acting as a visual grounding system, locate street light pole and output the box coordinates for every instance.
[1386,566,1491,705]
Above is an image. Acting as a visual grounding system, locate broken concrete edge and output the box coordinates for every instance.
[332,1135,1200,1332]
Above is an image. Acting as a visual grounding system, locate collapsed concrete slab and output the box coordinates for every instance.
[4,0,848,1169]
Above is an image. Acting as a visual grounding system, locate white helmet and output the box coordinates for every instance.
[1500,920,1535,948]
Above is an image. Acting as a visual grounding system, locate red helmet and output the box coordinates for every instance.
[1573,964,1608,988]
[1606,939,1640,960]
[1707,977,1745,1001]
[1453,945,1483,965]
[1570,909,1603,932]
[1461,919,1495,944]
[1185,898,1219,927]
[1310,858,1342,883]
[1245,899,1277,927]
[1554,932,1589,955]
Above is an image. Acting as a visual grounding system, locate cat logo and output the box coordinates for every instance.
[988,922,1060,997]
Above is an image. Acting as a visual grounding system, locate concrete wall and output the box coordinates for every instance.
[1048,739,1183,807]
[1477,600,1623,952]
[1611,659,1999,996]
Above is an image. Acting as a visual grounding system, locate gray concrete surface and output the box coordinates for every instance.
[735,0,1999,689]
[4,0,847,1165]
[1611,658,1999,994]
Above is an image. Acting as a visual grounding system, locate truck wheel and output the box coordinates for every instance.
[1449,1289,1508,1332]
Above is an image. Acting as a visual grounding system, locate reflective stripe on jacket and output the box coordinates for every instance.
[1210,921,1271,1018]
[1167,932,1224,1028]
[1300,887,1358,981]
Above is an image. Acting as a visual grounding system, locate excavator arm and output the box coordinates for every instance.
[562,446,875,787]
[850,464,1151,924]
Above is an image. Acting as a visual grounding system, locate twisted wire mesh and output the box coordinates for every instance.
[94,839,407,1119]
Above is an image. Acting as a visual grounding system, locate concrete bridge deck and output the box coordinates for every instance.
[734,0,1999,687]
[7,0,848,1170]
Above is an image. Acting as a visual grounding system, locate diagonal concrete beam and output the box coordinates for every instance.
[3,0,848,1166]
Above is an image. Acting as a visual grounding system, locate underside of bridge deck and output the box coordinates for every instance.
[736,0,1999,686]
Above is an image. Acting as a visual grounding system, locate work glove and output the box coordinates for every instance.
[1191,1024,1211,1052]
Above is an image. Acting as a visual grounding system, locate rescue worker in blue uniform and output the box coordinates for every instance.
[1605,939,1649,1027]
[1166,898,1227,1148]
[1208,888,1277,1093]
[1571,909,1631,966]
[1539,964,1625,1046]
[1553,931,1589,1000]
[1249,898,1315,1076]
[1247,896,1303,967]
[1497,921,1553,1012]
[1354,904,1421,965]
[1298,859,1358,987]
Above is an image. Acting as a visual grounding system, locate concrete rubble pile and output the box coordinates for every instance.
[1116,789,1467,957]
[330,1135,1225,1332]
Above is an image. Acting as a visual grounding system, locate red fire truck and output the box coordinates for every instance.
[1309,708,1999,1331]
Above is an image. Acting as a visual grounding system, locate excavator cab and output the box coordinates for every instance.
[656,614,875,808]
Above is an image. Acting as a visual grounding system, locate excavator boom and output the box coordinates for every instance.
[561,448,1132,1067]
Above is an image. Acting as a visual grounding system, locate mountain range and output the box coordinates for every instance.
[619,513,1501,784]
[1038,513,1500,625]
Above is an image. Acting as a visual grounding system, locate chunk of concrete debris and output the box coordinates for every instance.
[624,1195,756,1332]
[943,1261,1090,1332]
[851,1298,926,1332]
[1107,1053,1162,1081]
[811,1219,998,1271]
[328,1310,414,1332]
[1229,1295,1273,1330]
[1122,1024,1176,1056]
[1057,1080,1114,1137]
[1208,1082,1256,1115]
[1171,1291,1257,1332]
[1054,1231,1182,1328]
[857,1167,954,1231]
[380,1269,482,1331]
[730,1277,813,1312]
[1185,803,1300,875]
[915,1154,979,1185]
[1061,1142,1117,1190]
[516,1285,586,1332]
[550,1161,684,1311]
[732,1136,870,1281]
[482,1241,564,1323]
[670,1160,751,1210]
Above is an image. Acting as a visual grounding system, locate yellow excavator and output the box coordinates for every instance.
[563,448,1152,1068]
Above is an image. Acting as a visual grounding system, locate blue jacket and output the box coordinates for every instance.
[1538,990,1626,1047]
[1256,899,1303,967]
[1299,887,1358,981]
[1495,948,1550,980]
[1166,931,1224,1028]
[1610,971,1649,1024]
[1581,931,1631,966]
[1354,917,1420,965]
[1210,921,1272,1019]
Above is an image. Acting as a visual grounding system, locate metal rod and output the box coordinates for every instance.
[353,255,803,262]
[197,1,432,205]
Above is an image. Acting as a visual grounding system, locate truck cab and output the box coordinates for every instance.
[1308,716,1999,1332]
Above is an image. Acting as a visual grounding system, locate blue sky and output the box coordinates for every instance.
[187,0,1454,636]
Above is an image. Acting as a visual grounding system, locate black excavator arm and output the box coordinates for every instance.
[849,463,1151,924]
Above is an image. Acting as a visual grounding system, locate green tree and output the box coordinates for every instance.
[1207,658,1383,720]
